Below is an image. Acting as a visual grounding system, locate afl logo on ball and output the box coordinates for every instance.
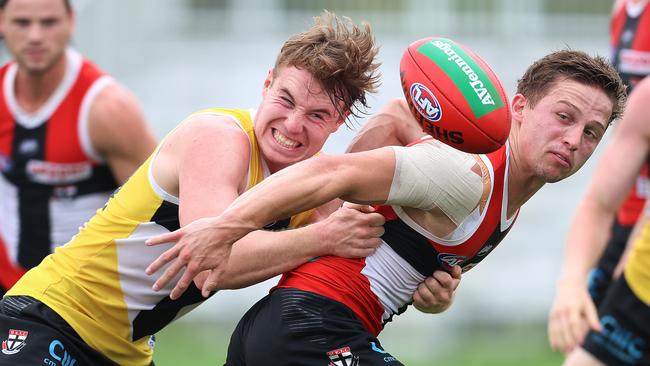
[410,83,442,122]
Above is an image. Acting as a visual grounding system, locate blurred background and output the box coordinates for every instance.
[29,0,615,364]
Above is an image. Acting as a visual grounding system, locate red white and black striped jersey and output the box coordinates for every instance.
[610,0,650,226]
[276,141,518,336]
[0,49,118,289]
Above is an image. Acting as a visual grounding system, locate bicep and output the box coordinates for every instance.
[384,142,482,223]
[176,119,251,226]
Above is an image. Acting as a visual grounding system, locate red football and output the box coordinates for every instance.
[400,37,511,154]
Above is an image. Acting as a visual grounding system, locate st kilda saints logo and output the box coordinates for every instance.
[2,329,28,355]
[327,346,360,366]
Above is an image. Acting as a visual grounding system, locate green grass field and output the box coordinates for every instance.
[153,320,564,365]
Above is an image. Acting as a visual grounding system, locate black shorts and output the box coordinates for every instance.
[587,219,632,306]
[226,288,404,366]
[0,296,122,366]
[582,276,650,366]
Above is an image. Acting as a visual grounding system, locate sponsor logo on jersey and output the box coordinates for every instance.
[438,253,467,268]
[622,29,634,44]
[18,139,38,156]
[327,346,360,366]
[1,329,28,355]
[44,340,77,366]
[26,160,92,185]
[590,315,646,364]
[417,38,505,119]
[476,244,494,257]
[409,83,442,122]
[619,49,650,76]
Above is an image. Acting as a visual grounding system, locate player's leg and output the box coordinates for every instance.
[575,276,650,366]
[0,296,119,365]
[225,288,404,366]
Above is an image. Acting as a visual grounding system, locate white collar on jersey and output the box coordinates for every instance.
[627,0,648,18]
[4,48,83,129]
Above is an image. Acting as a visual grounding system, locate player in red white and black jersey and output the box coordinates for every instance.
[147,49,626,365]
[272,138,515,337]
[0,0,157,296]
[586,0,650,307]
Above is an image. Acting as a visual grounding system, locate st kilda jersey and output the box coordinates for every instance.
[0,49,118,275]
[276,142,518,336]
[611,1,650,226]
[611,0,650,92]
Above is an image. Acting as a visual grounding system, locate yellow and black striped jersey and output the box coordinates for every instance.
[7,108,314,365]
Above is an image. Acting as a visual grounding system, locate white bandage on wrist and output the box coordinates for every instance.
[385,141,484,225]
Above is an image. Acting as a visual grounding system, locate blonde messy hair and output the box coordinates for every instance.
[274,10,381,122]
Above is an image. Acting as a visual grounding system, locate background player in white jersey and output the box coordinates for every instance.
[0,0,158,296]
[147,49,626,365]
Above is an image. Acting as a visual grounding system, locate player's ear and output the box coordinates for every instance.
[262,69,274,96]
[511,94,526,125]
[330,110,350,132]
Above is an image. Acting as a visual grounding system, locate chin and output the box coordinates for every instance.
[545,169,576,183]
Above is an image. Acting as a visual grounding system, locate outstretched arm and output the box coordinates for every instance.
[216,204,384,289]
[147,147,397,297]
[548,78,650,353]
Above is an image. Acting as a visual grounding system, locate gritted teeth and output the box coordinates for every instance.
[273,129,301,148]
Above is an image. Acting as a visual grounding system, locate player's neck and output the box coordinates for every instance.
[14,55,67,114]
[505,149,546,218]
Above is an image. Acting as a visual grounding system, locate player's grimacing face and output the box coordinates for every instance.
[255,66,344,173]
[0,0,73,75]
[518,79,612,183]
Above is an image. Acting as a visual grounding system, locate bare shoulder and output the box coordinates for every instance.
[90,82,143,122]
[162,112,252,165]
[153,112,252,196]
[171,112,250,144]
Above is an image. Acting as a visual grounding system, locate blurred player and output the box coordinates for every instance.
[0,0,157,297]
[587,0,650,307]
[548,75,650,366]
[147,49,625,365]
